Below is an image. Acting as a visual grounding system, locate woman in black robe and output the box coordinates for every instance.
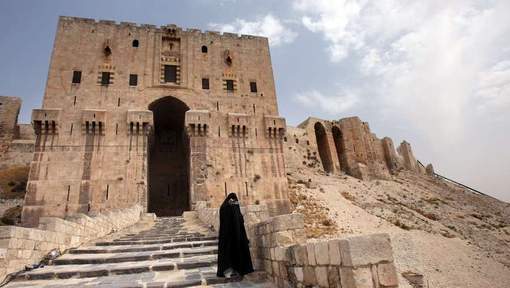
[216,192,254,278]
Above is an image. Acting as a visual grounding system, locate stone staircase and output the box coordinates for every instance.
[5,216,272,287]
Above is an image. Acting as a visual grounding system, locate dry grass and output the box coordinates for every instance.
[0,165,30,199]
[341,191,356,202]
[288,180,337,239]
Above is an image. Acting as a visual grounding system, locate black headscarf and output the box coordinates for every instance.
[216,193,254,277]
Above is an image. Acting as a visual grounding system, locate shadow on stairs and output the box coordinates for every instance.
[4,217,274,288]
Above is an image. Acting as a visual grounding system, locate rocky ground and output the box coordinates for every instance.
[0,165,28,225]
[286,164,510,288]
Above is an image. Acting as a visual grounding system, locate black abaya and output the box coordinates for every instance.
[216,193,254,277]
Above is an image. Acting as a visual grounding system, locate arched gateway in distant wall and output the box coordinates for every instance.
[21,16,290,226]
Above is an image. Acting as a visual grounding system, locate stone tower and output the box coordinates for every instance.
[22,16,289,226]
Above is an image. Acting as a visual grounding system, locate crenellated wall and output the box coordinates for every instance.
[21,16,290,226]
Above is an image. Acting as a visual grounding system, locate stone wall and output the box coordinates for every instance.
[23,16,290,225]
[245,213,399,288]
[289,116,433,181]
[0,96,36,169]
[0,205,144,281]
[246,213,307,275]
[0,96,22,156]
[195,201,270,232]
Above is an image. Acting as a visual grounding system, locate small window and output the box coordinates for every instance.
[72,71,82,84]
[104,46,112,56]
[132,39,139,47]
[129,74,138,86]
[202,78,210,89]
[101,72,111,86]
[164,65,177,83]
[201,45,208,53]
[250,81,257,93]
[226,80,234,91]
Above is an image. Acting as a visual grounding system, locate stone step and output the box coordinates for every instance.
[7,268,243,288]
[69,239,218,254]
[116,233,206,241]
[14,254,217,281]
[96,235,217,246]
[53,246,218,265]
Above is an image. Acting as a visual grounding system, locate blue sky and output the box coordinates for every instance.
[0,0,509,201]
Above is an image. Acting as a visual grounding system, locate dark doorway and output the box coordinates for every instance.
[332,126,347,173]
[148,97,190,216]
[314,122,334,173]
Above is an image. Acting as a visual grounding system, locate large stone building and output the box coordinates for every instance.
[0,16,432,228]
[18,16,289,226]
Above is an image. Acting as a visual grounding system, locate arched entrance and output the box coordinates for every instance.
[148,97,190,216]
[314,122,334,173]
[332,126,347,173]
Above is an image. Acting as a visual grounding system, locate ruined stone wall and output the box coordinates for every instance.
[291,116,432,180]
[245,213,399,288]
[0,97,35,169]
[23,16,289,226]
[0,96,22,156]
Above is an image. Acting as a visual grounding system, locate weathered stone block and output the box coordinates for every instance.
[272,213,304,232]
[272,261,280,277]
[315,266,329,287]
[315,241,330,265]
[329,239,342,265]
[274,231,295,246]
[264,259,273,275]
[352,267,374,288]
[340,267,355,288]
[290,244,308,266]
[274,247,288,262]
[279,262,288,279]
[306,243,317,266]
[303,266,317,286]
[377,263,398,287]
[339,233,394,267]
[294,267,304,283]
[328,266,341,288]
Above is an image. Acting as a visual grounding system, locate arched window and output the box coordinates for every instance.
[201,45,208,53]
[132,39,139,47]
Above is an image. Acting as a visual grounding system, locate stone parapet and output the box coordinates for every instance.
[195,201,270,232]
[0,205,145,282]
[245,213,307,282]
[250,215,398,288]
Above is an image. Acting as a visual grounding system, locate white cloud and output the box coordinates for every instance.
[292,0,510,200]
[475,60,510,112]
[208,14,297,46]
[296,90,358,115]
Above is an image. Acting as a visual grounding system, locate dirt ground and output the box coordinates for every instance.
[287,166,510,288]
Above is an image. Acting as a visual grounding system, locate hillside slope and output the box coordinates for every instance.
[286,157,510,287]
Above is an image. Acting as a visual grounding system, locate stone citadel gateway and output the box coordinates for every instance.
[17,16,290,226]
[0,16,432,228]
[0,17,510,288]
[6,16,505,288]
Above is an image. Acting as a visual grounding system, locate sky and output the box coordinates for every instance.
[0,0,509,202]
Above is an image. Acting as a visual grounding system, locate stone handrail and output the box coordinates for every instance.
[0,205,144,282]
